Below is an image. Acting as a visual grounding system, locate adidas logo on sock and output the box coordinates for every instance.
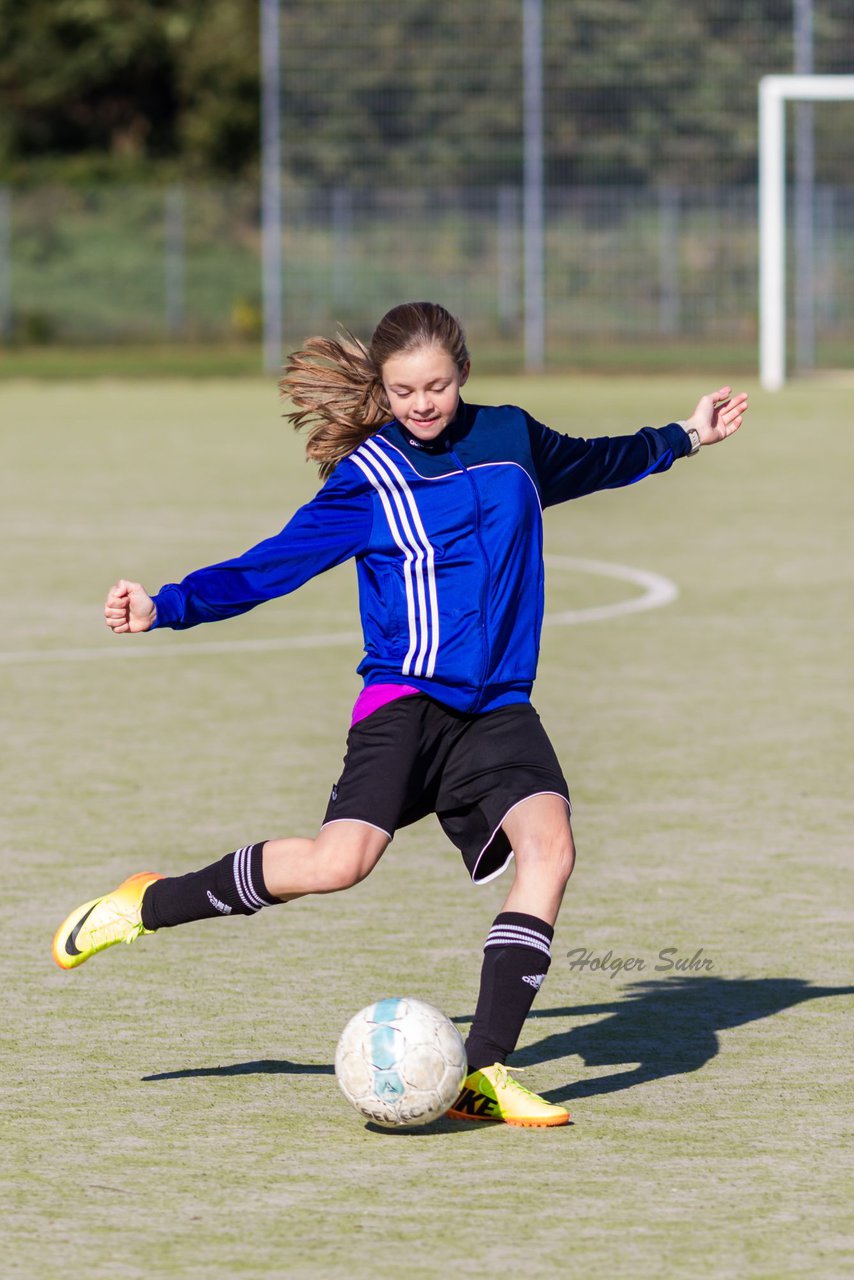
[522,973,545,990]
[207,890,232,915]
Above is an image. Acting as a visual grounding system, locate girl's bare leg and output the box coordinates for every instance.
[461,793,576,1090]
[262,821,390,901]
[500,792,576,924]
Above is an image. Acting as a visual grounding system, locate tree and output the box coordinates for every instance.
[0,0,852,186]
[0,0,189,176]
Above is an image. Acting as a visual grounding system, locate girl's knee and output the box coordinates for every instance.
[327,849,375,891]
[561,833,577,882]
[313,825,388,892]
[516,826,576,887]
[304,850,363,892]
[552,833,576,886]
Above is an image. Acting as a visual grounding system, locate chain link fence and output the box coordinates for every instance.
[1,1,852,369]
[3,178,853,366]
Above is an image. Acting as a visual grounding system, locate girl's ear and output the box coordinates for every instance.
[459,360,471,387]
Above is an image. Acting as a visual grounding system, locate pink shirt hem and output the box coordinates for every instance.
[350,683,422,727]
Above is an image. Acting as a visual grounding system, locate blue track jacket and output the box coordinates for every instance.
[151,403,691,713]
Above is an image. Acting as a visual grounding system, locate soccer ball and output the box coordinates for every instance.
[335,996,468,1128]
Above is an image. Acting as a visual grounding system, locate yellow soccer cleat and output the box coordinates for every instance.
[447,1063,570,1128]
[52,872,163,970]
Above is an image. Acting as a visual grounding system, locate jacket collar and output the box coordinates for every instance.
[383,400,471,455]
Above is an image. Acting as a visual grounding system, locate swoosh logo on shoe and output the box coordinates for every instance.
[65,903,97,956]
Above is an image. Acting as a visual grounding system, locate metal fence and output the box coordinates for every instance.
[2,179,853,367]
[2,2,854,370]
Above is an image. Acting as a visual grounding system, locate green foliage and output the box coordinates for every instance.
[0,0,189,169]
[2,1,854,186]
[0,0,260,182]
[176,0,261,176]
[280,0,524,186]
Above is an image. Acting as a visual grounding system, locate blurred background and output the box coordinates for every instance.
[0,0,852,376]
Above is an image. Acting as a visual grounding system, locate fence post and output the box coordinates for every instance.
[0,188,11,342]
[815,184,836,331]
[497,185,520,332]
[793,0,815,373]
[522,0,545,370]
[658,184,680,336]
[164,184,186,339]
[332,187,353,304]
[260,0,283,372]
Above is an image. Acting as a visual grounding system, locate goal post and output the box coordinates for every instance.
[759,75,854,391]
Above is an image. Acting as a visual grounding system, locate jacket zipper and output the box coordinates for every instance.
[449,448,490,709]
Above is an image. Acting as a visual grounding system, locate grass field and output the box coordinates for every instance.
[3,373,852,1279]
[0,335,767,381]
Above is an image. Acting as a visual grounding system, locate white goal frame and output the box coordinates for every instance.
[759,75,854,391]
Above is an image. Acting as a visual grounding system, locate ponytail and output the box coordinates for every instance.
[280,331,390,480]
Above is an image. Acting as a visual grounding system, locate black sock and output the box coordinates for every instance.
[464,912,553,1072]
[140,843,279,930]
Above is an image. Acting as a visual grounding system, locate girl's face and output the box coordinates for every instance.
[381,344,470,442]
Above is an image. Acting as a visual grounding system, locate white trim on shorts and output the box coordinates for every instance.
[319,817,393,841]
[470,790,571,886]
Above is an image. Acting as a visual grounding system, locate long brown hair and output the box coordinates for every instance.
[281,302,469,478]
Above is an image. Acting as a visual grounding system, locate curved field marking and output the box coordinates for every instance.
[0,630,363,666]
[542,555,678,625]
[0,557,677,666]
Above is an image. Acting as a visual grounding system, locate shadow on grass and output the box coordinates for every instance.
[142,978,852,1106]
[143,1059,334,1081]
[362,1116,517,1137]
[509,976,854,1103]
[141,1062,535,1136]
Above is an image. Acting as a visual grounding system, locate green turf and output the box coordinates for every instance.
[0,343,265,380]
[0,336,766,380]
[3,375,852,1279]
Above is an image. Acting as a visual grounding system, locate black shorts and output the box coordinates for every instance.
[322,695,570,884]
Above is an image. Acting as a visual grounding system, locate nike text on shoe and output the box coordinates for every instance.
[52,872,163,970]
[447,1063,569,1128]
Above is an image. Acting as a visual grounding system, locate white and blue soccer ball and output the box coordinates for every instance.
[335,996,468,1128]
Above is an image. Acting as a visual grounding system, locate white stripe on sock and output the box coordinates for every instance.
[233,846,264,912]
[484,927,552,958]
[486,923,552,948]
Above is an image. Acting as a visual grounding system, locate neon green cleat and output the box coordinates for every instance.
[447,1063,570,1128]
[52,872,163,970]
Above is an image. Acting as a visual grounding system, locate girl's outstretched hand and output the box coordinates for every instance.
[104,579,156,634]
[685,386,748,447]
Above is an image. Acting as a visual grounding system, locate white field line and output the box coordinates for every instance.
[0,631,363,666]
[0,557,677,666]
[541,555,678,625]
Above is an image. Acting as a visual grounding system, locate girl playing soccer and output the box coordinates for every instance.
[52,301,747,1127]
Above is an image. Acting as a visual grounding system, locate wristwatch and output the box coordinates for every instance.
[681,424,701,456]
